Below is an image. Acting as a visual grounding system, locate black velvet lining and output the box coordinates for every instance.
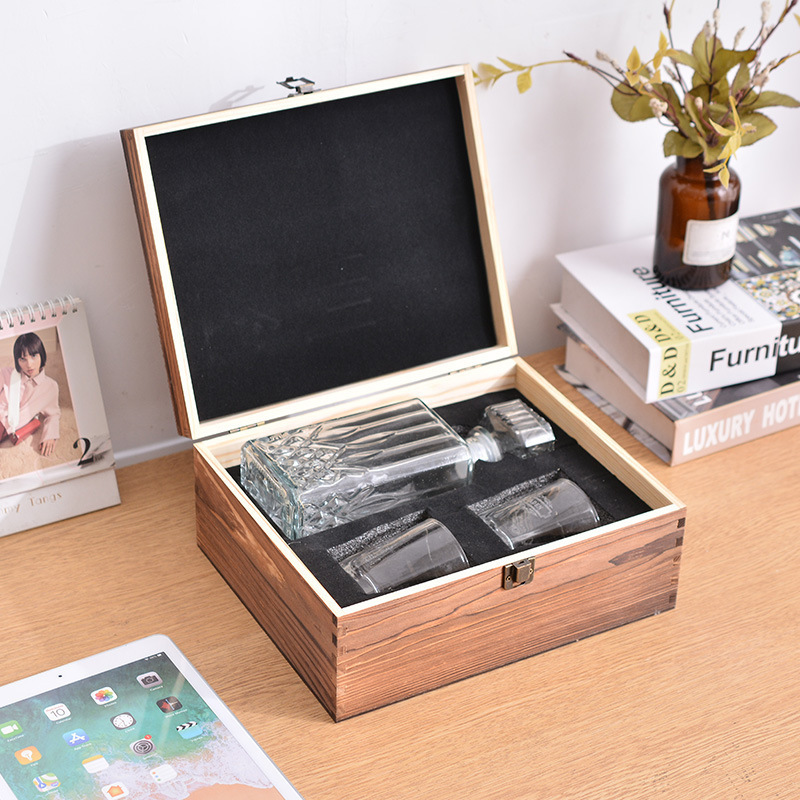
[228,390,651,608]
[143,77,497,422]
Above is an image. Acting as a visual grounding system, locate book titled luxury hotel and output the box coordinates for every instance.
[561,333,800,465]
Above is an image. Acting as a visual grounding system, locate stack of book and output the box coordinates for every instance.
[553,207,800,465]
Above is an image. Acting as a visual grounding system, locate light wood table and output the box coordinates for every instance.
[1,349,798,799]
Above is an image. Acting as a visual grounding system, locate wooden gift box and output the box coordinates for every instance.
[121,65,686,721]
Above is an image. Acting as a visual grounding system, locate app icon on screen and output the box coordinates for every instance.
[130,736,156,756]
[62,728,89,746]
[43,703,71,721]
[0,720,22,738]
[176,720,203,739]
[15,746,42,765]
[91,687,118,705]
[32,773,60,792]
[82,754,109,774]
[110,713,136,730]
[136,671,163,688]
[102,783,129,799]
[150,763,178,783]
[156,696,182,713]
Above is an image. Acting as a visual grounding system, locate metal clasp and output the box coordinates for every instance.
[278,76,316,96]
[502,557,535,590]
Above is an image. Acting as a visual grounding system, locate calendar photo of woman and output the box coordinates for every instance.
[0,298,118,535]
[0,326,79,480]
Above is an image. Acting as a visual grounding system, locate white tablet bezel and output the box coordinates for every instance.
[0,634,303,800]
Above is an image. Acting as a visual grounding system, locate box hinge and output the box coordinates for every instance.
[502,557,535,590]
[278,76,316,96]
[229,422,266,435]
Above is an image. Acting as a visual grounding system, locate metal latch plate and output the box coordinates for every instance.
[502,557,535,590]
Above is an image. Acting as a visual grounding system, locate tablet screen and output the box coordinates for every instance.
[0,637,302,799]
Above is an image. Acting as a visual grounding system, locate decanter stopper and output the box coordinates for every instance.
[464,399,554,463]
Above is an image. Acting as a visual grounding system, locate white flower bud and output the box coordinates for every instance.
[649,97,669,118]
[733,27,746,49]
[753,60,777,88]
[761,1,771,25]
[753,71,770,88]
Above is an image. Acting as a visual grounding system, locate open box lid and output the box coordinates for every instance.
[121,65,517,441]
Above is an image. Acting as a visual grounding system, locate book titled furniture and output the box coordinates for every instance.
[554,210,800,403]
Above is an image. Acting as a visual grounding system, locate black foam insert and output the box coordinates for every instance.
[229,390,651,608]
[143,77,497,422]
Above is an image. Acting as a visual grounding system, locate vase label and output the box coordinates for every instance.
[683,214,739,266]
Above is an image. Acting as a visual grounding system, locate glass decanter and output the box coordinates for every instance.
[240,397,554,540]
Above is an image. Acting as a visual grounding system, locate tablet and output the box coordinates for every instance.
[0,634,304,799]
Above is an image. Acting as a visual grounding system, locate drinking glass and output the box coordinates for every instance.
[476,478,600,549]
[338,518,469,595]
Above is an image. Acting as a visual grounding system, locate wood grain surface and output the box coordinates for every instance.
[194,355,684,721]
[1,348,798,799]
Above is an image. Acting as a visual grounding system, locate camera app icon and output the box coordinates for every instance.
[136,672,162,689]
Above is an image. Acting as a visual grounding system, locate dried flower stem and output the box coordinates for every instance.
[477,0,800,185]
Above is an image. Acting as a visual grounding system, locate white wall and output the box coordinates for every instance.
[2,0,799,465]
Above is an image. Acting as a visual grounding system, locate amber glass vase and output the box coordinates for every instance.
[653,156,741,290]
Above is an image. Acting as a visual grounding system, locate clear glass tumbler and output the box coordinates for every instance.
[475,478,600,549]
[338,518,469,595]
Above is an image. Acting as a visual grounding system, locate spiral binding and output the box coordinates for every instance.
[0,295,78,331]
